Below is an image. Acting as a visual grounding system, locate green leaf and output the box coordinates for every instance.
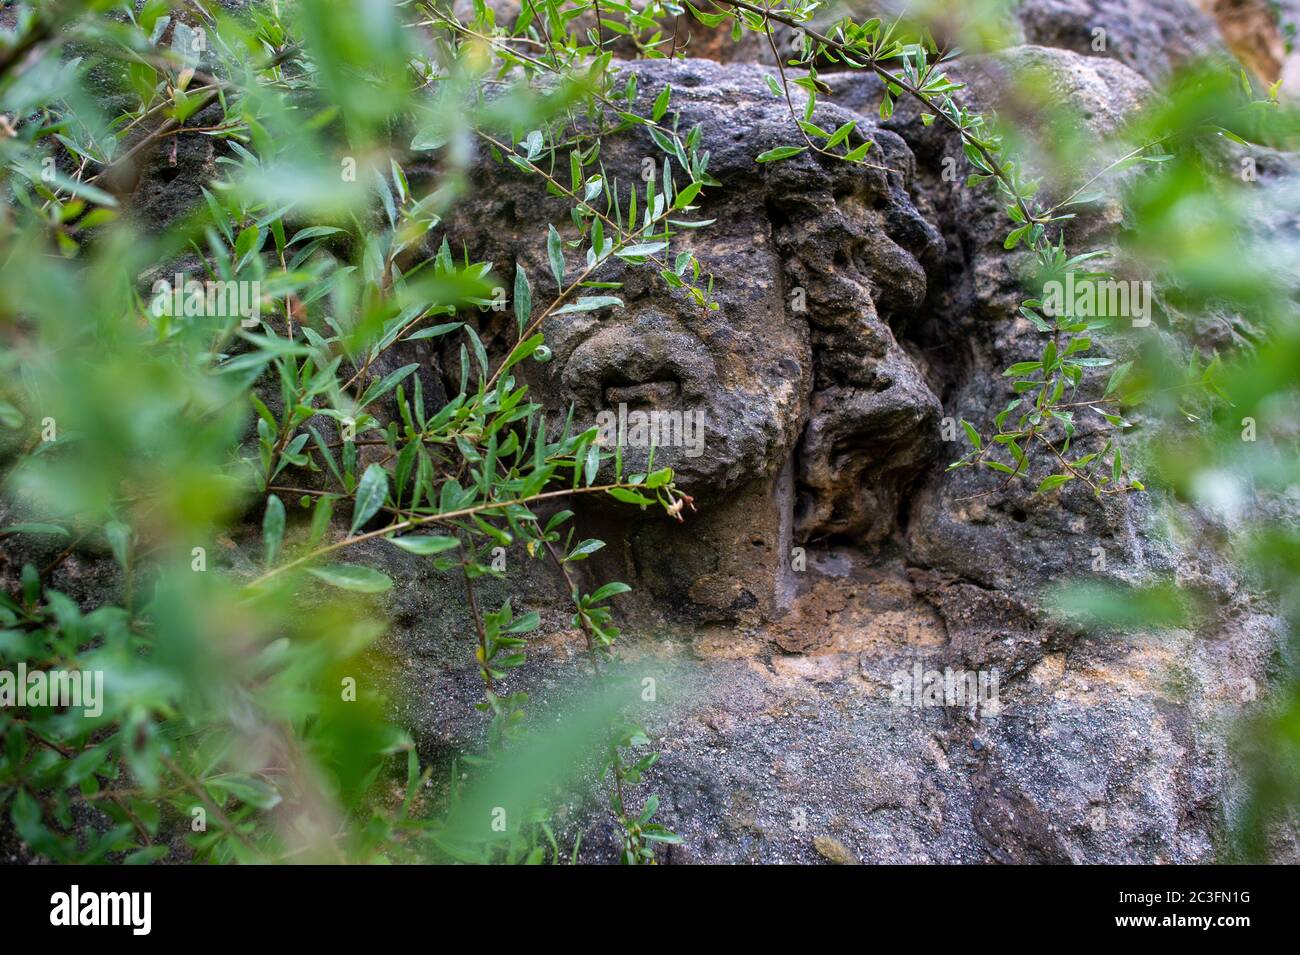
[607,487,653,506]
[551,296,622,315]
[615,242,668,259]
[756,145,808,163]
[0,523,70,538]
[308,495,335,546]
[288,226,345,245]
[648,127,681,161]
[234,224,260,261]
[825,120,857,149]
[504,611,541,633]
[524,129,544,159]
[639,794,660,822]
[1037,473,1074,492]
[64,747,109,786]
[673,182,702,210]
[262,494,285,566]
[566,538,605,560]
[0,400,22,428]
[40,170,118,208]
[652,85,672,122]
[644,466,673,488]
[513,264,532,334]
[207,774,282,810]
[1051,581,1189,630]
[547,224,565,288]
[1003,361,1043,377]
[588,581,631,604]
[124,846,171,864]
[105,521,132,571]
[1019,306,1053,332]
[359,363,419,407]
[1103,361,1132,398]
[388,534,460,555]
[351,464,389,533]
[843,140,873,162]
[406,321,463,342]
[10,789,49,850]
[501,332,546,374]
[306,564,393,593]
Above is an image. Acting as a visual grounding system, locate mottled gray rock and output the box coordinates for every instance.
[1015,0,1231,85]
[387,47,1293,862]
[823,46,1171,604]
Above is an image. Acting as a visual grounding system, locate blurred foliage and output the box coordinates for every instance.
[1034,62,1300,857]
[0,0,698,863]
[0,0,1295,863]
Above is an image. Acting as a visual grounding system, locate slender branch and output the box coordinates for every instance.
[459,532,493,691]
[246,482,645,588]
[761,21,891,173]
[711,0,1039,226]
[1046,133,1174,215]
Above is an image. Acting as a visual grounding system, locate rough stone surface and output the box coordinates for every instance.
[1015,0,1231,85]
[384,45,1293,861]
[12,4,1294,864]
[431,57,945,623]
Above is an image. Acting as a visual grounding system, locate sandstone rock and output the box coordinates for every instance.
[1196,0,1292,87]
[813,835,859,863]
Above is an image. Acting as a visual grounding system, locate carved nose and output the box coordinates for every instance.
[884,195,945,262]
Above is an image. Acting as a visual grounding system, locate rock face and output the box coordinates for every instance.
[439,58,945,622]
[1195,0,1293,88]
[400,27,1291,860]
[822,45,1167,606]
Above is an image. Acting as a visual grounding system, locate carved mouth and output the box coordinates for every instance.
[562,327,715,420]
[603,379,682,410]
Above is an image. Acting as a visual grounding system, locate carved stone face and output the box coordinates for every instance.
[442,59,944,619]
[532,211,805,495]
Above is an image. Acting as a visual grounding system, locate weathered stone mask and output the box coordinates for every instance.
[442,59,944,616]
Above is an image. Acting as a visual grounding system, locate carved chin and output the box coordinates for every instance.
[586,383,798,496]
[795,355,942,544]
